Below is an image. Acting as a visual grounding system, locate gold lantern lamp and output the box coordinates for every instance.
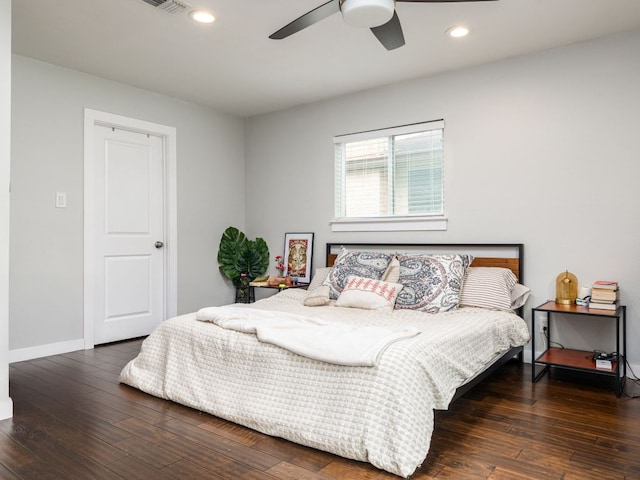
[556,270,578,305]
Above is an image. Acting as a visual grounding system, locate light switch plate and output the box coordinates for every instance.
[56,192,67,208]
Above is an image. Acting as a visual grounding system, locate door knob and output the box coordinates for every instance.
[155,241,164,249]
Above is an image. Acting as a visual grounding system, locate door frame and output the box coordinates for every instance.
[83,108,177,349]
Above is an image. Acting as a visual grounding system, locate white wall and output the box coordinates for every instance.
[10,55,246,353]
[9,28,640,373]
[245,30,640,367]
[0,0,13,419]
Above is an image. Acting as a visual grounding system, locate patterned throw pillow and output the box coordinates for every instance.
[459,267,517,311]
[323,247,393,299]
[395,254,473,313]
[336,276,403,312]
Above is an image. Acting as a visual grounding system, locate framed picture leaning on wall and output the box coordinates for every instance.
[283,232,314,284]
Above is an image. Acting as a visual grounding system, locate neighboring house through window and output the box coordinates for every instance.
[332,120,446,232]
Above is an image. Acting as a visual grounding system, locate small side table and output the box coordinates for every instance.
[243,282,309,303]
[253,283,309,292]
[531,301,626,396]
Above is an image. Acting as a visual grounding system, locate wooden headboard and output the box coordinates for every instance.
[326,243,523,282]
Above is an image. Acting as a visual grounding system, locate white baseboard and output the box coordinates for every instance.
[0,397,12,420]
[8,338,86,364]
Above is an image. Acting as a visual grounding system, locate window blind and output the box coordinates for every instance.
[334,120,444,219]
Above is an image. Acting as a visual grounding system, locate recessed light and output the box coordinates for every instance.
[446,26,469,38]
[190,10,215,24]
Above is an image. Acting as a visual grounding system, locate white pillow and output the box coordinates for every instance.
[303,285,331,307]
[308,267,331,291]
[459,267,517,311]
[382,256,400,283]
[335,276,403,312]
[511,283,531,309]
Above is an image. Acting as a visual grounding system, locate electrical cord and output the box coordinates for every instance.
[540,325,566,349]
[540,325,565,350]
[577,352,639,399]
[590,353,640,399]
[624,359,640,399]
[539,325,636,398]
[590,351,617,361]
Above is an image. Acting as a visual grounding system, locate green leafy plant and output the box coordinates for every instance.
[217,226,269,285]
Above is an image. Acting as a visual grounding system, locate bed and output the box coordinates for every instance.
[120,242,530,478]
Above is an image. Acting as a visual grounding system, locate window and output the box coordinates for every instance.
[333,120,445,231]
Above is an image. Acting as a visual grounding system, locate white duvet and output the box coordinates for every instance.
[120,289,530,477]
[195,305,420,366]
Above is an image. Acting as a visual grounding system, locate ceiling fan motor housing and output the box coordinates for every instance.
[270,0,496,50]
[340,0,395,28]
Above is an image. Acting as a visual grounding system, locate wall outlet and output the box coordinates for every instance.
[539,315,548,334]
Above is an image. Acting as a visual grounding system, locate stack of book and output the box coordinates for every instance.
[588,280,619,310]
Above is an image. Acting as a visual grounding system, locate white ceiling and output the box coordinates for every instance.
[11,0,640,117]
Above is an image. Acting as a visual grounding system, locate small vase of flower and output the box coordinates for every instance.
[275,255,285,276]
[269,256,288,287]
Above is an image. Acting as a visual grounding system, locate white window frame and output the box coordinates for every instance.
[331,120,447,232]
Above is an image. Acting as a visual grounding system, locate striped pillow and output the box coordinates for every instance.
[459,267,517,311]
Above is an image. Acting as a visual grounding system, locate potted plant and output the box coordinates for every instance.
[217,226,269,302]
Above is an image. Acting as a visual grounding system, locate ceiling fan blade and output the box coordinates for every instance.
[269,0,340,40]
[370,11,405,50]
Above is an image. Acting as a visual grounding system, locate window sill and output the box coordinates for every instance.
[330,216,448,232]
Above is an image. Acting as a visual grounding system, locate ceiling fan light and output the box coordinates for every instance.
[341,0,395,28]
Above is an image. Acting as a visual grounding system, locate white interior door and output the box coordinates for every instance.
[92,125,165,344]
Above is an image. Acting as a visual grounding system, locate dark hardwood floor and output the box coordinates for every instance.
[1,339,639,479]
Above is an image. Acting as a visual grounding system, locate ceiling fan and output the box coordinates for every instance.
[270,0,498,51]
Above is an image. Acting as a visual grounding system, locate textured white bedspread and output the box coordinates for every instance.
[120,289,530,477]
[195,305,420,366]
